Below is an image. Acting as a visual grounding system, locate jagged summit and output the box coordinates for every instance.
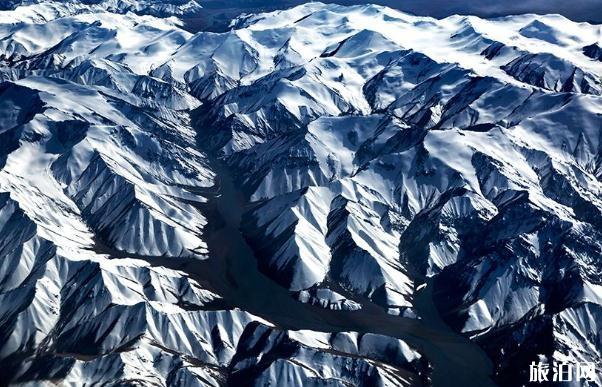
[0,2,601,386]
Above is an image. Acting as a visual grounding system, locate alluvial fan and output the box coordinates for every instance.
[0,1,600,386]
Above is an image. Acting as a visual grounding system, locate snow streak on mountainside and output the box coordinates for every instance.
[0,1,601,386]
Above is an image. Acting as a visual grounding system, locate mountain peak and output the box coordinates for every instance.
[0,2,601,386]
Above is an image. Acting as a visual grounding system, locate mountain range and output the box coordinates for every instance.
[0,1,601,386]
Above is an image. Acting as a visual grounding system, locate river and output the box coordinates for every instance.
[151,143,497,386]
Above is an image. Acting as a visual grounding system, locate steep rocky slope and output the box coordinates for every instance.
[0,2,600,386]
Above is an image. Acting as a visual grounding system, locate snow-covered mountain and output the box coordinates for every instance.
[0,0,203,18]
[0,1,600,386]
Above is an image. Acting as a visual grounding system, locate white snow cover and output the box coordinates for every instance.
[0,1,601,385]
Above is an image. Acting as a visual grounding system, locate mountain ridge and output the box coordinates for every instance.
[0,2,600,386]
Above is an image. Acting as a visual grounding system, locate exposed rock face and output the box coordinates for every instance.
[0,2,600,386]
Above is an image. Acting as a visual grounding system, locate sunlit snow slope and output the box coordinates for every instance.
[0,1,601,386]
